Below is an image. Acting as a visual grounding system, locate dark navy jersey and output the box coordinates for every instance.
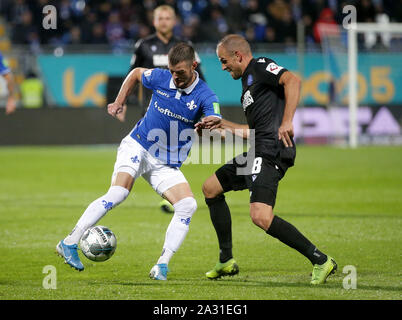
[241,57,290,160]
[130,68,221,167]
[129,33,204,78]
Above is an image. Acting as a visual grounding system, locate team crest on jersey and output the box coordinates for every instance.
[186,100,197,110]
[144,69,152,77]
[242,90,254,110]
[247,74,253,86]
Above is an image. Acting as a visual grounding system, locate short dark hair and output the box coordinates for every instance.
[168,42,195,66]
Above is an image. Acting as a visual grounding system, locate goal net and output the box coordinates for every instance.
[319,22,402,147]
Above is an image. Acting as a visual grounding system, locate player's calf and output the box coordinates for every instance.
[63,186,129,246]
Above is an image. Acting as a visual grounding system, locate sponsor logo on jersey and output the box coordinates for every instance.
[266,62,283,75]
[186,100,197,110]
[157,89,170,98]
[144,69,152,77]
[152,54,169,67]
[242,90,254,110]
[154,101,194,123]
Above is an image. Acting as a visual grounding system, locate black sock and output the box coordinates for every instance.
[266,215,327,265]
[205,195,233,263]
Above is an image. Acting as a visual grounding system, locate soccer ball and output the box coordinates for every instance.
[79,226,117,262]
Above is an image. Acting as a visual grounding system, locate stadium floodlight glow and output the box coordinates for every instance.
[347,23,402,148]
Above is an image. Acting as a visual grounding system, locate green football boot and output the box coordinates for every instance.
[159,199,174,214]
[310,256,337,285]
[206,258,239,280]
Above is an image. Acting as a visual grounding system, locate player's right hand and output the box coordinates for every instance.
[107,102,123,118]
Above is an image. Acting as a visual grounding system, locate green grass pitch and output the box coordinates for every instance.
[0,145,401,300]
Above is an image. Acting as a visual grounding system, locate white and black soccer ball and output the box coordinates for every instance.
[79,226,117,262]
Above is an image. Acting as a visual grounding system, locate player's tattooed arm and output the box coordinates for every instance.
[107,67,148,119]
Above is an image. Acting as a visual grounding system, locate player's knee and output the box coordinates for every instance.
[250,203,274,231]
[102,186,129,211]
[173,197,197,224]
[202,179,219,199]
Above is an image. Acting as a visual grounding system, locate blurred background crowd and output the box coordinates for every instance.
[1,0,401,51]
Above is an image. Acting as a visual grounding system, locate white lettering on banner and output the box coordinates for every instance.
[293,106,401,138]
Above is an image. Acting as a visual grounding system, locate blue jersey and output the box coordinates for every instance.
[0,52,10,76]
[131,68,221,167]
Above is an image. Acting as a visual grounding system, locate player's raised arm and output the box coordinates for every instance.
[107,67,148,118]
[278,71,301,147]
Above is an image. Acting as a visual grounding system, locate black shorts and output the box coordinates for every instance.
[215,152,286,207]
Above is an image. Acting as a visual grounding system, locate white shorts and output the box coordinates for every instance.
[112,135,188,196]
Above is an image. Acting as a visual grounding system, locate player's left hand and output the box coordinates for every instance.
[278,121,294,147]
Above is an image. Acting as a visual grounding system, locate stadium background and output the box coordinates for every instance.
[0,0,401,302]
[0,0,401,145]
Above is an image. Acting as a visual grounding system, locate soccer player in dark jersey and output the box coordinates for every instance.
[197,34,337,285]
[127,4,204,117]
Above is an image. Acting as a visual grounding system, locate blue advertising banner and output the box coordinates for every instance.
[37,53,402,107]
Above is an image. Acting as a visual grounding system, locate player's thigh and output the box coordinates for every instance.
[111,136,145,191]
[248,157,284,208]
[213,152,249,195]
[143,165,191,205]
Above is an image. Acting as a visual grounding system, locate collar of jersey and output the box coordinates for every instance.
[169,71,199,94]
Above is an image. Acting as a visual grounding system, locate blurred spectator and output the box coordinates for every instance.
[357,0,376,22]
[89,23,108,44]
[0,0,400,48]
[199,7,229,42]
[105,11,125,47]
[313,8,339,43]
[224,0,246,34]
[11,10,38,44]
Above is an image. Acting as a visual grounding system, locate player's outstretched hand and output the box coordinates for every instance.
[107,102,124,119]
[278,121,294,147]
[202,115,222,130]
[194,116,221,136]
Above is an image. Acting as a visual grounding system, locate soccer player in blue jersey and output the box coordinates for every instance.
[0,51,17,115]
[56,43,221,280]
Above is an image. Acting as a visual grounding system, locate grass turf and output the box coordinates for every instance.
[0,145,401,300]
